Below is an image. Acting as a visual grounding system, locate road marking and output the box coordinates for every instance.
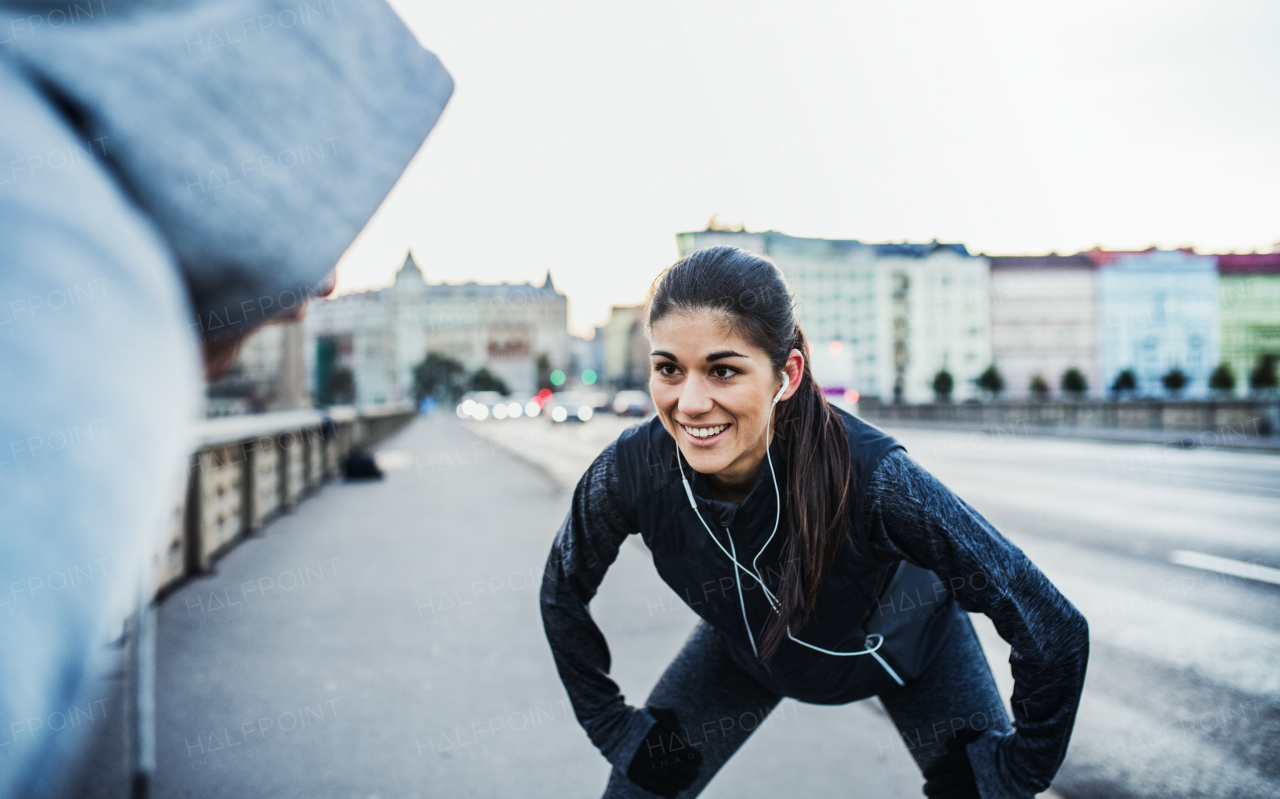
[1169,550,1280,586]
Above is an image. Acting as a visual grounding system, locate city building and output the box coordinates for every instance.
[676,230,991,403]
[304,253,569,404]
[205,319,308,416]
[1217,252,1280,394]
[568,333,604,385]
[601,305,649,390]
[1093,248,1220,397]
[988,253,1100,398]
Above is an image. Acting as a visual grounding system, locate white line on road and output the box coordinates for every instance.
[1169,550,1280,586]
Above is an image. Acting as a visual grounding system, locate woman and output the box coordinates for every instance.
[540,247,1088,798]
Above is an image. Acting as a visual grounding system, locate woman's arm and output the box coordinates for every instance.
[863,450,1089,799]
[540,440,656,771]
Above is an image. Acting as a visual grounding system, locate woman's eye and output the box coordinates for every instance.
[712,366,737,380]
[654,363,679,377]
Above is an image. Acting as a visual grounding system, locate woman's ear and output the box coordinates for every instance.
[781,349,804,401]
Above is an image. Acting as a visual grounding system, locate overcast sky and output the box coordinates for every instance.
[333,0,1280,336]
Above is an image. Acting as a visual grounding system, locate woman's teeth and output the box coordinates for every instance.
[684,424,727,439]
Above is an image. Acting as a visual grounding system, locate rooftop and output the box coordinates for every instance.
[1217,252,1280,275]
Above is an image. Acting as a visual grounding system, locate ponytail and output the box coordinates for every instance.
[758,326,851,660]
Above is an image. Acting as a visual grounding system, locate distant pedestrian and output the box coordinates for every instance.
[540,246,1089,798]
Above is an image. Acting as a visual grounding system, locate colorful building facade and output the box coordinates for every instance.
[1217,252,1280,394]
[1094,248,1220,397]
[988,254,1099,398]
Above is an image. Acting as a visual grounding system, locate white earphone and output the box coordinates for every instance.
[673,369,905,684]
[773,373,789,405]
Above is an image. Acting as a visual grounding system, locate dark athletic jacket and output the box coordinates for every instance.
[540,409,1088,798]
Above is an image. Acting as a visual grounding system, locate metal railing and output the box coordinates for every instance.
[857,398,1280,439]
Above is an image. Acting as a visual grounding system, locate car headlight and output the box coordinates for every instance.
[551,406,567,422]
[578,406,593,421]
[472,404,489,420]
[493,403,508,419]
[507,401,522,418]
[525,401,540,417]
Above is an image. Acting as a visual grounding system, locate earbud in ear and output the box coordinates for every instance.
[773,373,790,405]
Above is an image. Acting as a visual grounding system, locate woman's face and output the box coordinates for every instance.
[648,310,802,481]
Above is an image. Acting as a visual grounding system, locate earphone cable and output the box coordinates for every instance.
[670,375,906,683]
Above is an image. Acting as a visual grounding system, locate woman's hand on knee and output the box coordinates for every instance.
[922,727,983,799]
[626,706,703,798]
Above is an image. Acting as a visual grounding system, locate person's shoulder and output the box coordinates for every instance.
[830,405,905,494]
[611,415,678,504]
[613,414,670,456]
[831,406,902,455]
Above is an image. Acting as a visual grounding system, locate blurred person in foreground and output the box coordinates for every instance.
[541,247,1089,798]
[0,0,452,794]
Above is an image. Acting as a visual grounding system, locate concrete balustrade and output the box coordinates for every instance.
[858,398,1280,445]
[153,405,415,596]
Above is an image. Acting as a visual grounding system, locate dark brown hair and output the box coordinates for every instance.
[646,246,852,660]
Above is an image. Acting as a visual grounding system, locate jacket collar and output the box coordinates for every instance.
[685,437,787,533]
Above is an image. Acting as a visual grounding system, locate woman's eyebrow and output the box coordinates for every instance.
[705,349,747,362]
[650,349,748,362]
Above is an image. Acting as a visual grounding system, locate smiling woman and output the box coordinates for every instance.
[540,247,1090,799]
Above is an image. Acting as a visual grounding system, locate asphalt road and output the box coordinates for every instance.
[879,423,1280,799]
[125,413,1279,798]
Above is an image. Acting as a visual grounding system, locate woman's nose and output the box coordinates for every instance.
[678,377,714,416]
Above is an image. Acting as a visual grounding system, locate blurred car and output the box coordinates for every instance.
[545,392,594,423]
[457,391,525,421]
[585,391,610,411]
[612,390,653,417]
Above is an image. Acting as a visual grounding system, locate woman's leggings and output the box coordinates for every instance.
[601,609,1013,798]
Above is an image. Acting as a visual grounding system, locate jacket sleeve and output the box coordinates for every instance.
[2,0,453,339]
[863,450,1088,799]
[539,439,656,771]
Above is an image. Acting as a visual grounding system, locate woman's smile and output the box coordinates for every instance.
[680,421,732,446]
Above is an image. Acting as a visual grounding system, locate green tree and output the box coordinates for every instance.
[1250,354,1278,392]
[932,369,954,402]
[1208,362,1236,394]
[469,367,510,394]
[1029,374,1049,400]
[413,352,466,403]
[1161,367,1189,394]
[1060,367,1088,398]
[976,364,1004,397]
[1111,369,1137,395]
